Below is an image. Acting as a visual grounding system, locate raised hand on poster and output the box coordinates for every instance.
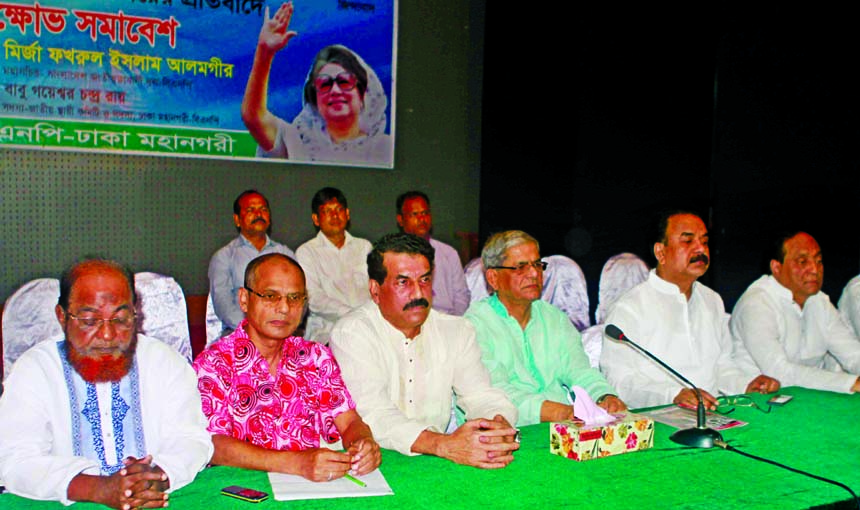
[259,2,298,54]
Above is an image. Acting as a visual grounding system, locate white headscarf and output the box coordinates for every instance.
[292,45,389,162]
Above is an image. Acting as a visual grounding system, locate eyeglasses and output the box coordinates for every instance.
[716,394,771,414]
[244,287,308,307]
[66,311,136,331]
[314,72,358,94]
[488,260,548,273]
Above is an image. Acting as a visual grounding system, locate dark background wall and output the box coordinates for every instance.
[3,4,858,319]
[0,0,487,302]
[480,5,860,317]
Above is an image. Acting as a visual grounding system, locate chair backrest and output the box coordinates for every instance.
[2,278,63,379]
[134,272,192,363]
[205,294,225,347]
[580,324,604,368]
[542,255,590,332]
[463,255,590,331]
[595,253,649,325]
[2,273,193,378]
[464,257,491,303]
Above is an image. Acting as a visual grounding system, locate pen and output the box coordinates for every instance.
[344,473,367,487]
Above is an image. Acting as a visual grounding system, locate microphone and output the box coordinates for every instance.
[604,324,723,448]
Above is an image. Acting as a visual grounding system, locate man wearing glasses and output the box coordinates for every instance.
[208,189,295,336]
[465,230,625,426]
[194,253,381,482]
[330,233,520,468]
[0,259,212,508]
[600,211,780,409]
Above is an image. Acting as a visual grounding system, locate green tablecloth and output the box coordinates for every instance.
[3,387,859,509]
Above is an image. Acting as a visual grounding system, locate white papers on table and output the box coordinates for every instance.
[267,469,393,501]
[639,406,747,431]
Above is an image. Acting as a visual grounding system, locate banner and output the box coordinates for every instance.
[0,0,396,168]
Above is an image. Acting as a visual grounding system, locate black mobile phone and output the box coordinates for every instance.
[768,394,794,406]
[221,485,269,503]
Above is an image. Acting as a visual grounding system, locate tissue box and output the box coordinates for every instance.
[550,412,654,461]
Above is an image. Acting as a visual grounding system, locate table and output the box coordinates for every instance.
[3,387,859,509]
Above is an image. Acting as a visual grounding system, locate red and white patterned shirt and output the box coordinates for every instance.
[193,320,355,450]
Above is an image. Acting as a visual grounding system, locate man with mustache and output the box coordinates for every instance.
[0,259,212,508]
[731,232,860,393]
[209,189,295,335]
[194,253,381,481]
[295,187,372,344]
[600,211,779,409]
[465,230,626,426]
[330,233,520,468]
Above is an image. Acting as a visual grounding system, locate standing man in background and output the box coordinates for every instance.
[396,191,470,315]
[209,189,295,335]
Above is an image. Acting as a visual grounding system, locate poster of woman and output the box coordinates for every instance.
[0,0,396,168]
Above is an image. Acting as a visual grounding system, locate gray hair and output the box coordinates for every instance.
[481,230,540,269]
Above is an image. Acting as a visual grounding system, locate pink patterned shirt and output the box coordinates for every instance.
[193,320,355,451]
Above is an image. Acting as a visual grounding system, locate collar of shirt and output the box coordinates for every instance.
[316,229,354,250]
[238,234,275,251]
[370,301,430,344]
[648,269,699,302]
[758,274,826,316]
[486,293,540,327]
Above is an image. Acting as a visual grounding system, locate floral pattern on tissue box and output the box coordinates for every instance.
[550,412,654,461]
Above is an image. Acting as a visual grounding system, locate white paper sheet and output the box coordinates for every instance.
[267,469,393,501]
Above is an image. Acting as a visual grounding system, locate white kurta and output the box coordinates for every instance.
[732,275,860,393]
[0,335,213,504]
[329,302,517,455]
[600,271,757,408]
[296,230,372,344]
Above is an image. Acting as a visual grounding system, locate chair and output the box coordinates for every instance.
[205,294,225,347]
[464,257,491,303]
[134,272,193,363]
[542,255,590,332]
[582,253,649,369]
[580,325,603,368]
[594,253,649,325]
[463,255,590,332]
[2,279,63,379]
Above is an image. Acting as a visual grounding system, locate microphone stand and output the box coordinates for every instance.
[605,325,723,448]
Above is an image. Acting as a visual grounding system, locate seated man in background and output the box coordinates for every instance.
[0,258,212,508]
[209,189,295,335]
[466,230,625,426]
[330,233,520,469]
[601,211,779,409]
[194,253,380,482]
[732,231,860,393]
[296,187,372,344]
[396,191,470,315]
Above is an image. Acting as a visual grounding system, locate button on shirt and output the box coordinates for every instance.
[329,301,517,455]
[295,230,372,344]
[731,275,860,393]
[208,234,294,331]
[601,270,757,408]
